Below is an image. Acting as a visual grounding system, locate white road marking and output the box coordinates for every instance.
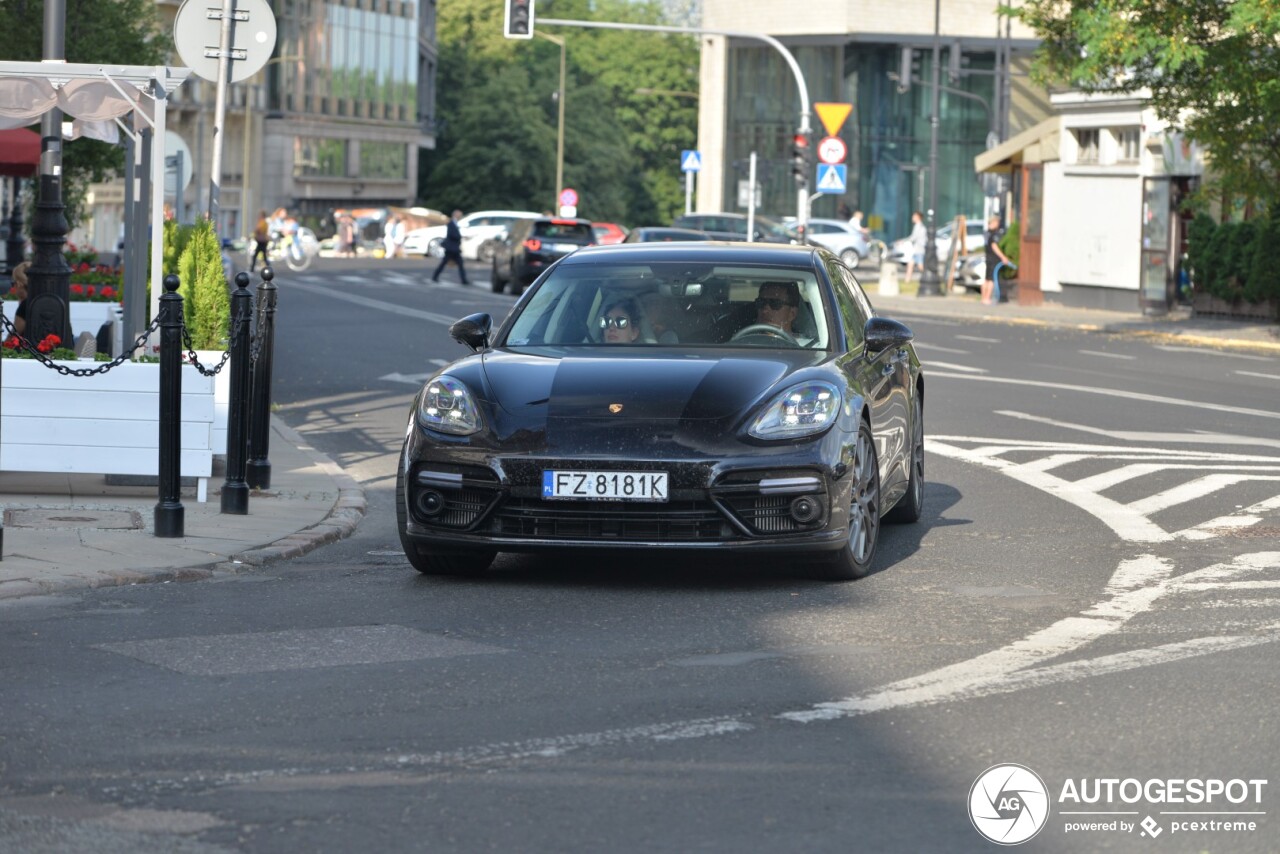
[1155,345,1274,361]
[955,334,1000,343]
[1236,370,1280,381]
[929,437,1280,543]
[781,552,1280,723]
[380,372,431,385]
[1079,349,1135,360]
[929,372,1280,422]
[925,361,987,374]
[428,358,449,367]
[912,342,971,355]
[994,409,1280,449]
[284,279,458,325]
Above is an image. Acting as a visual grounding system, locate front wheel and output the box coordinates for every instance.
[395,450,496,576]
[285,244,313,272]
[491,258,507,293]
[812,420,880,580]
[840,248,862,267]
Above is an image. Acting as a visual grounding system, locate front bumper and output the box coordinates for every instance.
[401,455,851,554]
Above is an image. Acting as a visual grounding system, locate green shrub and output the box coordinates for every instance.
[1203,222,1232,299]
[1185,213,1216,295]
[997,219,1019,280]
[175,219,230,350]
[1224,221,1258,296]
[1245,215,1280,304]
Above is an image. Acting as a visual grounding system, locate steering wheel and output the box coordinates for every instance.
[730,323,799,346]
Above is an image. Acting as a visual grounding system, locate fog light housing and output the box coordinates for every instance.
[416,489,446,518]
[789,495,823,524]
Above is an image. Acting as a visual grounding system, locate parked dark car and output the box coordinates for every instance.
[623,226,713,243]
[491,217,596,294]
[670,212,801,244]
[397,242,925,581]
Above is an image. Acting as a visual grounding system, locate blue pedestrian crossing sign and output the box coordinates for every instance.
[681,150,702,172]
[816,163,847,194]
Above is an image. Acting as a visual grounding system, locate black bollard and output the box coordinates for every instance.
[155,274,185,538]
[246,266,277,489]
[220,272,253,515]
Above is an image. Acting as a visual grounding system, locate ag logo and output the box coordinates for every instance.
[969,764,1051,845]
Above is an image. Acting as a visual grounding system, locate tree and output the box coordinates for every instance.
[1013,0,1280,210]
[0,0,167,227]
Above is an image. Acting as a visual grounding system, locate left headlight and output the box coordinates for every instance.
[748,381,841,440]
[417,375,483,435]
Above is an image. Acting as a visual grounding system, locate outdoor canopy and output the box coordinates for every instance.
[0,61,192,321]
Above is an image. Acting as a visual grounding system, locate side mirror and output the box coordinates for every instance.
[450,313,492,352]
[864,316,914,354]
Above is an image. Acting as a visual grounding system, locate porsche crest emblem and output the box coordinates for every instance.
[608,403,624,414]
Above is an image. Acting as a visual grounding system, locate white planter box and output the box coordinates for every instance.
[1,300,116,346]
[0,358,216,501]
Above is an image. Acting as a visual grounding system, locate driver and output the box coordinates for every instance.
[753,281,800,335]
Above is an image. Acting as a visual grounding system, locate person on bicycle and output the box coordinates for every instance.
[982,215,1012,305]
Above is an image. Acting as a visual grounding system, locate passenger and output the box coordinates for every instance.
[638,292,678,343]
[599,299,640,344]
[8,260,30,338]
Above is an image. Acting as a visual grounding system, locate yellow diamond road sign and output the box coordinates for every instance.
[814,102,853,137]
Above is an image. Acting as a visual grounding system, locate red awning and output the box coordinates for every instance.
[0,127,40,177]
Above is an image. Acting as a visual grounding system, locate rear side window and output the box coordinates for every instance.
[532,222,594,241]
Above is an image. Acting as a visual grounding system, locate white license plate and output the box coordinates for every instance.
[542,470,668,502]
[550,242,580,253]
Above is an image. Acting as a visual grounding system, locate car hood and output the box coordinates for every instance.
[479,348,825,423]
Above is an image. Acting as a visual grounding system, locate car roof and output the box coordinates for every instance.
[563,241,820,266]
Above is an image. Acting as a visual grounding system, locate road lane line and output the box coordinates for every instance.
[924,361,987,374]
[955,335,1000,343]
[1079,349,1135,360]
[1128,473,1280,516]
[1236,370,1280,380]
[912,342,971,355]
[929,372,1280,422]
[1155,345,1273,361]
[285,279,459,325]
[994,409,1280,449]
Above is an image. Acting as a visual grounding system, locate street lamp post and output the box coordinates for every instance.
[918,0,945,297]
[536,32,566,212]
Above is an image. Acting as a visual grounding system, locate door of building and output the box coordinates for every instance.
[1140,177,1173,315]
[1017,164,1043,305]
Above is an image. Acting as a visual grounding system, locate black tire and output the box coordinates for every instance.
[491,258,507,293]
[395,446,496,576]
[812,420,880,580]
[885,392,924,524]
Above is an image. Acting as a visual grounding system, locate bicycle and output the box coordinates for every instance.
[250,229,319,272]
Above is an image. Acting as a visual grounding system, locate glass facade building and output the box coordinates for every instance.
[723,39,1017,242]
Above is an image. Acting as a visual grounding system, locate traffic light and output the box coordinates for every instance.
[790,132,810,186]
[897,47,913,93]
[504,0,534,39]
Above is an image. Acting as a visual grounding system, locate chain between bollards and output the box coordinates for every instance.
[246,266,277,489]
[155,274,185,537]
[221,272,254,514]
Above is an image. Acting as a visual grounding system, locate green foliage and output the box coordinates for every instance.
[1202,222,1231,299]
[1246,215,1280,304]
[174,220,230,350]
[1185,213,1216,295]
[421,0,699,225]
[1013,0,1280,211]
[997,220,1019,280]
[0,0,167,229]
[1224,221,1258,298]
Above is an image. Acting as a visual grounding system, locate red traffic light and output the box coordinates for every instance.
[793,133,809,149]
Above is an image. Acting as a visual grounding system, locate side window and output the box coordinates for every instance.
[824,257,870,348]
[727,218,749,235]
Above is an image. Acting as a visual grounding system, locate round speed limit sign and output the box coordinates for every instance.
[817,136,848,165]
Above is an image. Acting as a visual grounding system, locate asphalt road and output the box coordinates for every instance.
[1,257,1277,853]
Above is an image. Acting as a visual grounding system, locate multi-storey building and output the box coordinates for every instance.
[78,0,437,250]
[696,0,1047,241]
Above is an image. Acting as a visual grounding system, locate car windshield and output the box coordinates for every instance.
[501,261,831,349]
[533,221,593,241]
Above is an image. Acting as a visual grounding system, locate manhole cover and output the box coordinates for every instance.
[4,509,145,530]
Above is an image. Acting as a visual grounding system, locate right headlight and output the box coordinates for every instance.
[416,375,483,435]
[748,381,841,440]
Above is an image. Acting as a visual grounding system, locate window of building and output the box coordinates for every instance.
[1115,127,1140,163]
[359,141,406,179]
[294,137,348,177]
[1075,128,1100,164]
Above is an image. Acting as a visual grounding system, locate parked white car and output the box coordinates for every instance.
[403,210,540,261]
[786,217,877,266]
[890,217,986,265]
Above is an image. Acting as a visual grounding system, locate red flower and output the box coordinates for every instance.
[36,334,60,353]
[85,285,96,297]
[3,336,20,349]
[100,285,116,298]
[77,262,90,272]
[70,284,84,295]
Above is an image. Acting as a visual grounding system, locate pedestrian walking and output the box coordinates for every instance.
[432,210,469,285]
[982,215,1012,305]
[905,210,927,282]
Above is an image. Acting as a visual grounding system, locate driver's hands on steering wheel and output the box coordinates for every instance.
[730,322,799,346]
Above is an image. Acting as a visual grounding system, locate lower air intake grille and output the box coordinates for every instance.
[489,498,733,541]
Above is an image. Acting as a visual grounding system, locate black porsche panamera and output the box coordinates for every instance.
[397,242,925,581]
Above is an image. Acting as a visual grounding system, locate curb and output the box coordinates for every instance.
[213,415,367,573]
